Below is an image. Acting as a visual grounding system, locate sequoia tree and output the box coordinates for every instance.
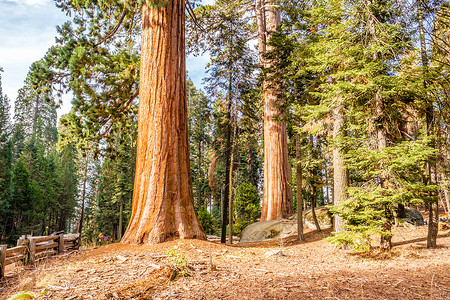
[256,0,293,220]
[121,1,206,244]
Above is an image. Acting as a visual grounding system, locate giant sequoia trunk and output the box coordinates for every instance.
[121,1,206,244]
[256,0,293,221]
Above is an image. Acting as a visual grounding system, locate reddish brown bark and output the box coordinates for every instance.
[121,1,205,244]
[257,0,293,221]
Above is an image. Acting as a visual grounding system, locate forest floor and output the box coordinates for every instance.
[1,224,450,300]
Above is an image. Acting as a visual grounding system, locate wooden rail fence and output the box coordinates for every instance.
[0,233,80,279]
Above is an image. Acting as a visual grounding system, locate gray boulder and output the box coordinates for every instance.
[289,206,332,229]
[400,207,424,226]
[240,206,333,243]
[239,219,297,243]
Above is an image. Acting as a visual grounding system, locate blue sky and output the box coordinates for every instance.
[0,0,209,117]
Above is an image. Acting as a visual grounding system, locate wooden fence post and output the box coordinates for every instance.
[58,234,65,253]
[0,245,7,278]
[29,239,36,266]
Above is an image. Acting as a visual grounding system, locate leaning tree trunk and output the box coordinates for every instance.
[121,1,206,244]
[257,0,293,221]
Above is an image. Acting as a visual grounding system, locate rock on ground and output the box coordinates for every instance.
[401,207,424,226]
[288,206,332,230]
[240,219,297,243]
[239,206,424,243]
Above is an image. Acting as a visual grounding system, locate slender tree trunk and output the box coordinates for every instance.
[255,0,266,61]
[121,1,205,244]
[443,179,450,214]
[228,142,235,245]
[77,158,88,236]
[198,141,203,209]
[220,74,234,243]
[257,0,293,221]
[325,166,330,205]
[41,197,49,235]
[426,121,439,249]
[444,188,450,215]
[311,188,321,232]
[332,104,347,232]
[228,116,239,244]
[296,135,304,241]
[58,208,66,232]
[118,195,123,240]
[418,1,439,248]
[208,150,218,210]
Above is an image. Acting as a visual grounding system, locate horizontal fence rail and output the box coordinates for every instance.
[0,233,80,278]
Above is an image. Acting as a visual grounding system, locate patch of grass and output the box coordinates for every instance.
[7,292,36,300]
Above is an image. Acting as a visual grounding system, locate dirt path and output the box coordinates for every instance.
[1,226,449,299]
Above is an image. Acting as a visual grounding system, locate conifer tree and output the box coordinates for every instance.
[431,2,450,216]
[0,67,14,243]
[415,0,446,248]
[95,127,136,241]
[14,62,58,149]
[277,0,441,251]
[56,145,78,232]
[199,0,258,242]
[187,78,212,211]
[47,0,206,243]
[187,79,216,234]
[256,0,293,221]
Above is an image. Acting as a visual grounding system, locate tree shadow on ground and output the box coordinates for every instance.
[392,233,450,248]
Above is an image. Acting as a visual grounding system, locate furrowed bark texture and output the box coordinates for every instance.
[121,1,206,244]
[332,105,347,232]
[258,0,293,221]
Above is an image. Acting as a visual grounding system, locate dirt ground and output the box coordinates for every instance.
[1,225,449,300]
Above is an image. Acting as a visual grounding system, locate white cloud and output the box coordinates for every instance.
[3,0,50,7]
[24,0,49,5]
[0,0,68,117]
